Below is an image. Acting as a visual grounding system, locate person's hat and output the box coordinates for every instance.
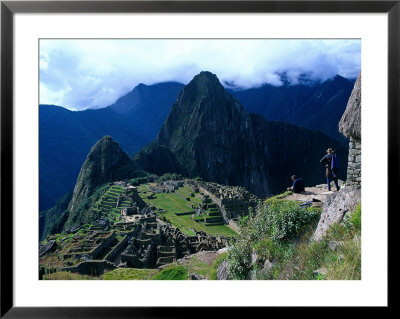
[327,148,333,152]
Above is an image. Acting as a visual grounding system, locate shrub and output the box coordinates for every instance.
[253,238,292,263]
[226,199,320,280]
[226,238,252,279]
[253,199,320,242]
[238,215,249,228]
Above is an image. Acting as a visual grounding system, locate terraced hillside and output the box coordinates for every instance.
[137,184,237,237]
[91,185,132,224]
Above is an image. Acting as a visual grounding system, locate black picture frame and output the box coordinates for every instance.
[1,0,396,317]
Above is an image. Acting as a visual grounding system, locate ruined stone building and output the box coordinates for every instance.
[197,181,260,222]
[339,73,361,186]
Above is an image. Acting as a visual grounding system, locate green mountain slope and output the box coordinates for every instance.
[39,136,149,239]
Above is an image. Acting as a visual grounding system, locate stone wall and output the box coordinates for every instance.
[62,260,116,276]
[105,233,130,263]
[89,232,116,259]
[346,137,361,186]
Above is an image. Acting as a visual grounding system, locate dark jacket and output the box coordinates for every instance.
[320,153,337,178]
[292,178,305,193]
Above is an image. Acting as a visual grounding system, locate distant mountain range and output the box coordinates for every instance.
[231,74,355,143]
[40,74,353,210]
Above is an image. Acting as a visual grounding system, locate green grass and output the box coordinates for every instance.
[350,203,361,232]
[152,265,188,280]
[266,191,293,201]
[209,252,228,280]
[140,190,237,237]
[101,268,158,280]
[43,272,97,280]
[270,222,361,280]
[185,257,211,277]
[185,252,228,280]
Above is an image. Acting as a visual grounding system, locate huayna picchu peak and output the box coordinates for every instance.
[69,136,133,211]
[136,71,348,197]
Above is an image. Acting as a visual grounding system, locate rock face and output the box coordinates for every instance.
[69,135,138,212]
[339,73,361,186]
[313,186,361,241]
[150,71,273,196]
[339,74,361,140]
[136,71,348,197]
[216,260,232,280]
[134,142,187,176]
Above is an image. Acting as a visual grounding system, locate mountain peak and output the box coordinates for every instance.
[97,135,113,144]
[170,71,231,115]
[197,70,219,80]
[68,135,132,212]
[183,71,225,97]
[191,71,222,86]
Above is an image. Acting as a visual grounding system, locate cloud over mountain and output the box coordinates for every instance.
[40,39,360,110]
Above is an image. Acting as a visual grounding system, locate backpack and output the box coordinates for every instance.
[331,153,339,176]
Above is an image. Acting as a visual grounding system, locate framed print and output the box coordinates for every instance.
[1,0,397,316]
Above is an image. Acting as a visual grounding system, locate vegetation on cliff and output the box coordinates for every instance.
[225,198,361,280]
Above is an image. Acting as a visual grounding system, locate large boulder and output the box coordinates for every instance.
[313,186,361,241]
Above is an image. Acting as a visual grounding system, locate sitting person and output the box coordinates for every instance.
[287,175,305,193]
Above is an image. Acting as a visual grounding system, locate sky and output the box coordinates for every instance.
[39,39,361,111]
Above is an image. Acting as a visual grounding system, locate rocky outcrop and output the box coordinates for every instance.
[339,74,361,140]
[339,73,361,186]
[313,186,361,241]
[216,260,232,280]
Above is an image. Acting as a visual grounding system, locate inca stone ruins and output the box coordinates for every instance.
[39,179,240,277]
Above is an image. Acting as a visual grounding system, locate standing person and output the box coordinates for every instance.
[320,148,340,191]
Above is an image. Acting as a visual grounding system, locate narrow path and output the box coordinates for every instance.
[281,183,342,203]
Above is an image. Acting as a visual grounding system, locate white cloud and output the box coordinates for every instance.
[39,39,361,110]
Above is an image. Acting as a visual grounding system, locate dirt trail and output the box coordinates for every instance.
[281,183,343,203]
